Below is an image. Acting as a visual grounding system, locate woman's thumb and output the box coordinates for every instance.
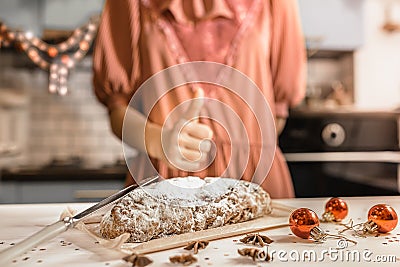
[184,87,204,120]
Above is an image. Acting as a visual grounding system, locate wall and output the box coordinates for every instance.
[355,0,400,109]
[0,57,123,169]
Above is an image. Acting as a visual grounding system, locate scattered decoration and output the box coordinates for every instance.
[322,197,348,222]
[169,253,197,265]
[289,208,356,244]
[237,248,270,262]
[123,253,153,267]
[0,16,100,95]
[183,240,209,254]
[239,233,273,247]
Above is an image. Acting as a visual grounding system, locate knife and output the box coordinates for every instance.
[0,175,159,265]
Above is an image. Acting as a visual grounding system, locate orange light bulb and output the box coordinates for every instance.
[47,47,58,58]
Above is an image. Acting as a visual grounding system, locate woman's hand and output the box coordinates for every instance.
[145,88,214,172]
[276,117,287,135]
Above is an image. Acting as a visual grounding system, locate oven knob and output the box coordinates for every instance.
[322,123,345,147]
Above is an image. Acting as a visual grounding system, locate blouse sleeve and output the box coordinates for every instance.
[269,0,307,118]
[92,0,141,112]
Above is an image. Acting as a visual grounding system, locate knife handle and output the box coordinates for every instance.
[0,220,69,266]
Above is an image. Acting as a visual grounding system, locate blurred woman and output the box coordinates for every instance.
[93,0,306,198]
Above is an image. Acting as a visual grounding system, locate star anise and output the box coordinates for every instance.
[123,253,153,267]
[169,254,197,266]
[240,233,273,247]
[238,248,271,262]
[183,240,209,254]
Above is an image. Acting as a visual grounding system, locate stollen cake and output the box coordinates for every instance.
[100,176,272,242]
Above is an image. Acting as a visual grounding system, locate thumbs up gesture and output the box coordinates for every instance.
[145,88,214,172]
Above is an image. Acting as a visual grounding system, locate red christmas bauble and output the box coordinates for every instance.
[289,208,320,239]
[368,204,398,233]
[325,197,348,221]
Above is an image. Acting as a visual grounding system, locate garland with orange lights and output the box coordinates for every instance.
[0,16,99,95]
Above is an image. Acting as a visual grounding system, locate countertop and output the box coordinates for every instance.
[1,196,400,266]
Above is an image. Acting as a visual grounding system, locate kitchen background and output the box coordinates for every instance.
[1,0,400,203]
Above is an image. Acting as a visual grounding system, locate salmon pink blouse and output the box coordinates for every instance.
[93,0,306,198]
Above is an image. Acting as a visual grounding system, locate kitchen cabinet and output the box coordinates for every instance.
[0,180,125,204]
[1,0,364,50]
[298,0,365,51]
[0,166,127,203]
[0,182,18,203]
[43,0,103,30]
[0,1,42,35]
[0,0,103,35]
[0,180,126,204]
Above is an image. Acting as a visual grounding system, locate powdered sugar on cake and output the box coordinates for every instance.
[100,177,271,242]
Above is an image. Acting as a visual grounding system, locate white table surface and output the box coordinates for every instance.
[1,196,400,266]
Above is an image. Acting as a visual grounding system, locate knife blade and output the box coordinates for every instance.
[0,175,159,265]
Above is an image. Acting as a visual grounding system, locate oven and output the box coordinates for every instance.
[279,110,400,197]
